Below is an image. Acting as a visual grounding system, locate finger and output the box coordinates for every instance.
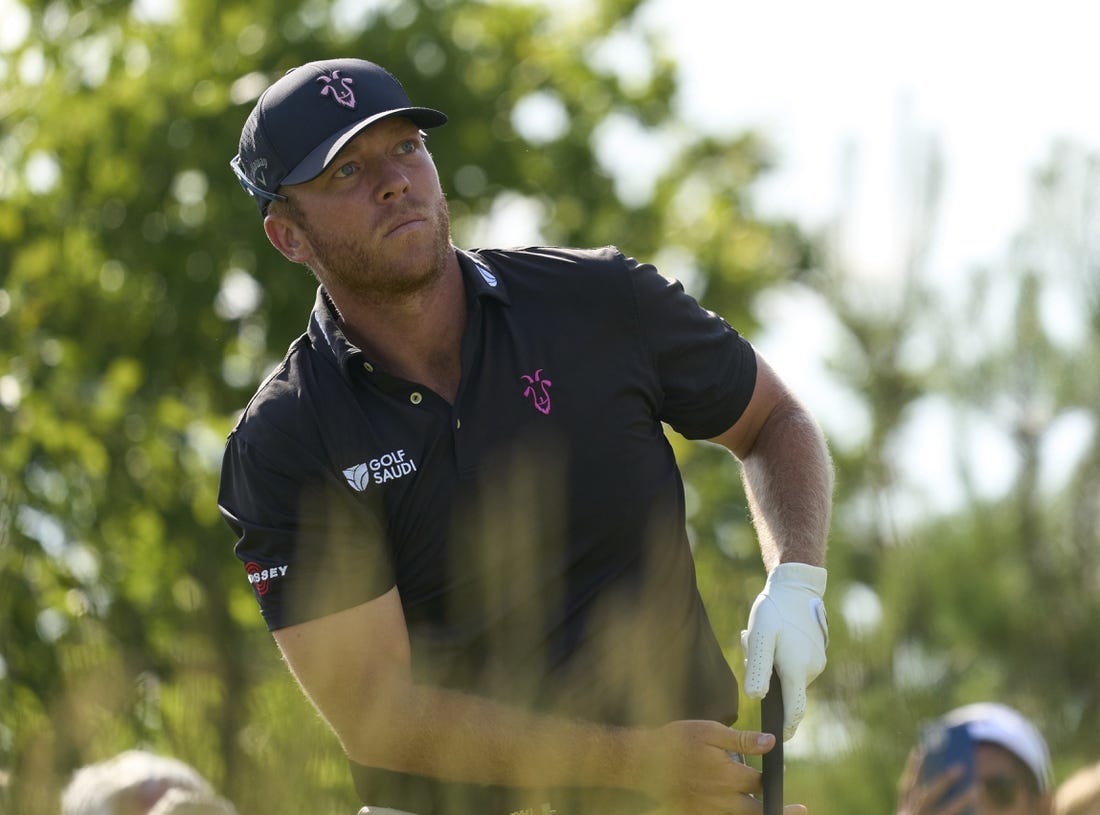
[943,789,979,815]
[929,767,976,812]
[780,675,807,740]
[742,627,776,699]
[908,768,973,815]
[920,765,966,802]
[921,786,978,815]
[728,730,777,757]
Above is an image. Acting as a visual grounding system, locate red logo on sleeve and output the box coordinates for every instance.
[245,562,288,596]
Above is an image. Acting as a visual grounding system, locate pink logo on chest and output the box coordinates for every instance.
[521,369,553,415]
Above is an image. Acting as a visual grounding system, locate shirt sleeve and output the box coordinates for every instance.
[625,254,758,440]
[218,423,396,631]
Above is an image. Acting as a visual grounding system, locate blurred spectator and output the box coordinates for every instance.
[60,750,237,815]
[1056,760,1100,815]
[897,702,1053,815]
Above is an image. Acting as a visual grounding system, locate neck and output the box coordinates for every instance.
[332,251,466,402]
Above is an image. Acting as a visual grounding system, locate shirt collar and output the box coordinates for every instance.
[456,248,510,305]
[307,287,360,380]
[306,249,511,380]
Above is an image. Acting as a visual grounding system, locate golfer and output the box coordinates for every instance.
[220,57,832,814]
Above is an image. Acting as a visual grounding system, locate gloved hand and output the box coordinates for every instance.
[740,562,828,741]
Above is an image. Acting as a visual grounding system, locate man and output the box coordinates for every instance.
[897,703,1055,815]
[60,750,238,815]
[221,57,832,814]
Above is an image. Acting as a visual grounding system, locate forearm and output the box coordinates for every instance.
[273,594,735,797]
[740,394,833,570]
[331,674,639,790]
[327,678,773,806]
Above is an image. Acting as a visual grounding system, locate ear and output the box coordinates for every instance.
[264,213,313,264]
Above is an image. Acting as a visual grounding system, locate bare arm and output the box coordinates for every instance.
[272,586,779,808]
[709,349,833,569]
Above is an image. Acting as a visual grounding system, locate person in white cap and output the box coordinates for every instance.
[897,702,1054,815]
[60,750,238,815]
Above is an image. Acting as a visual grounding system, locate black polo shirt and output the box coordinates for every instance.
[218,245,758,813]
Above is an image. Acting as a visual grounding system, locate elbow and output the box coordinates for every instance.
[328,677,425,773]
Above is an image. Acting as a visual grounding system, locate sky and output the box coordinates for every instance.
[643,0,1100,275]
[632,0,1100,520]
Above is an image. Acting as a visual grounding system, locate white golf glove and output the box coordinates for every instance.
[740,562,828,741]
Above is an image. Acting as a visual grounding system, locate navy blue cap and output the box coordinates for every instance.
[231,58,447,214]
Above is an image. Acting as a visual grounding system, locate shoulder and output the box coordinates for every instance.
[470,245,629,274]
[227,334,326,447]
[468,245,647,299]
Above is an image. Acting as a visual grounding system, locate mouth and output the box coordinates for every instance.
[384,216,426,238]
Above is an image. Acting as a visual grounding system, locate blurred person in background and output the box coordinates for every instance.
[60,750,237,815]
[1055,760,1100,815]
[897,703,1053,815]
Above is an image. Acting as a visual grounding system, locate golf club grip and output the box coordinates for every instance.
[761,669,783,815]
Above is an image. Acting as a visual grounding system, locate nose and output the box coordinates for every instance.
[375,159,411,203]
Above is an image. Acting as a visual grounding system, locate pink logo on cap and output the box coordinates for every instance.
[317,69,356,109]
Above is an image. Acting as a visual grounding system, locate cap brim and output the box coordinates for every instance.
[281,107,447,187]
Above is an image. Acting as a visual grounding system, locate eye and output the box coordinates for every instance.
[333,162,357,179]
[396,138,419,155]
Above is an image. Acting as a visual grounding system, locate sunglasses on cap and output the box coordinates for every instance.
[981,773,1038,809]
[230,154,288,209]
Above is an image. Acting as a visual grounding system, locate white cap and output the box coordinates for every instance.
[61,750,217,815]
[943,702,1053,792]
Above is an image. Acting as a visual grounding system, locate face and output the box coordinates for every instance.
[265,116,453,305]
[973,744,1050,815]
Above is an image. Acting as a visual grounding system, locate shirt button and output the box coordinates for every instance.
[362,361,374,373]
[456,419,461,429]
[410,392,423,405]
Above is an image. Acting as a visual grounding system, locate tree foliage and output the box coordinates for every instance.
[782,136,1100,812]
[1,1,805,812]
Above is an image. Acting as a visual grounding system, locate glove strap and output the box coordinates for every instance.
[768,562,827,594]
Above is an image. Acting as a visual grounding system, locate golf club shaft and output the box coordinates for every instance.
[761,669,783,815]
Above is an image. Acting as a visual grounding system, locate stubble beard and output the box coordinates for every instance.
[306,195,454,306]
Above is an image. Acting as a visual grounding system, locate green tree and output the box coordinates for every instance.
[785,135,1100,812]
[0,1,806,812]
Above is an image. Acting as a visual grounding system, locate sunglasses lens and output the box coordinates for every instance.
[983,775,1019,808]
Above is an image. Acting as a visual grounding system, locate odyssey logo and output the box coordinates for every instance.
[344,448,418,492]
[245,561,288,596]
